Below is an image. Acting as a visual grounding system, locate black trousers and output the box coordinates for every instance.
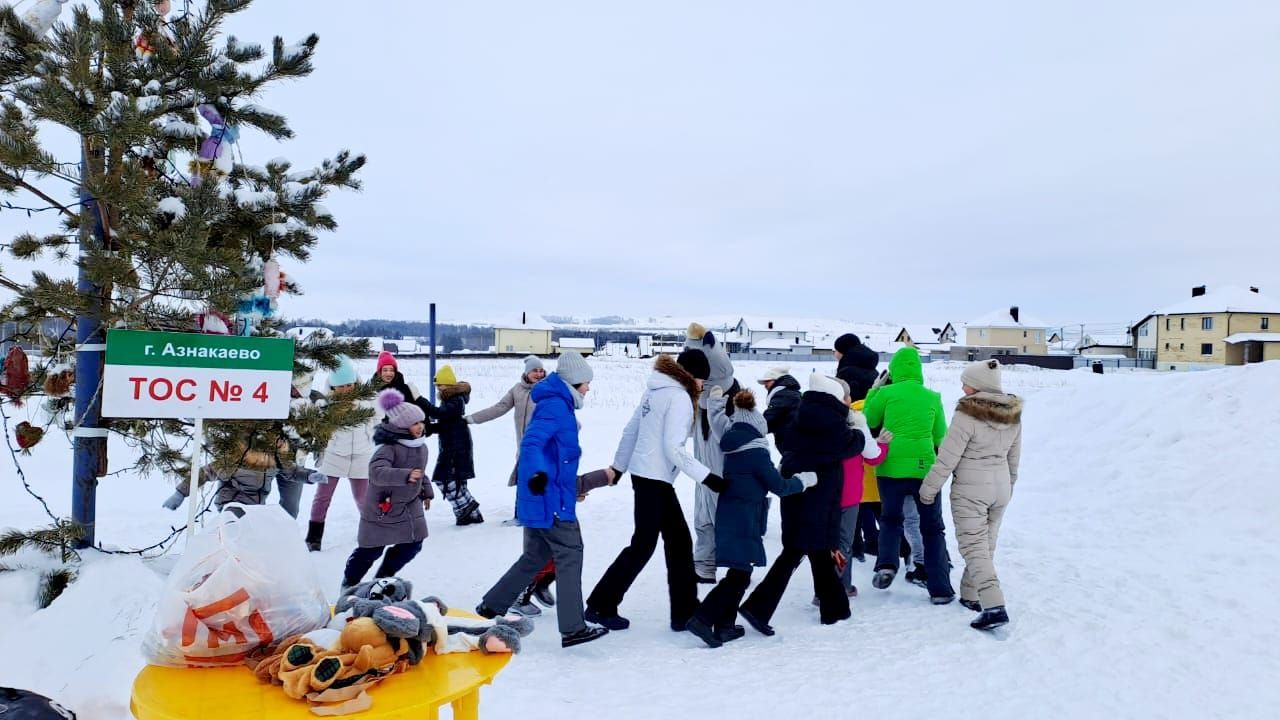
[587,476,699,624]
[694,567,753,631]
[740,545,849,625]
[851,501,881,555]
[342,541,423,588]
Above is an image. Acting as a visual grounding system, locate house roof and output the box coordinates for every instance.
[898,325,942,344]
[751,338,799,350]
[968,308,1050,329]
[495,313,554,331]
[1156,286,1280,316]
[1224,333,1280,344]
[557,337,596,349]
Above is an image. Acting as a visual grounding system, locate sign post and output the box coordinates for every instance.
[101,329,295,539]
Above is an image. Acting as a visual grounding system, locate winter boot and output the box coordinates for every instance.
[456,500,483,526]
[872,568,896,589]
[561,626,609,648]
[533,583,556,608]
[971,606,1009,631]
[738,606,775,637]
[696,572,717,585]
[905,562,928,588]
[584,607,631,631]
[684,616,724,648]
[960,598,982,612]
[511,599,542,617]
[475,603,501,620]
[930,594,956,606]
[305,521,324,552]
[716,625,746,643]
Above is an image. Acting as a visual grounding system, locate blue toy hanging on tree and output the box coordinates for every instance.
[235,257,289,335]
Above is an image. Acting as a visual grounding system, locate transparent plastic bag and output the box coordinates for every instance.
[142,504,330,667]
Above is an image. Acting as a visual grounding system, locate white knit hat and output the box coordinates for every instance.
[961,359,1003,394]
[758,366,790,384]
[523,355,545,375]
[808,373,846,403]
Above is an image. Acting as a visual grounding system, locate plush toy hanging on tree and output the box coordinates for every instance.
[133,0,175,60]
[14,421,43,453]
[190,104,239,187]
[235,256,288,336]
[0,346,31,405]
[41,363,73,398]
[193,308,233,335]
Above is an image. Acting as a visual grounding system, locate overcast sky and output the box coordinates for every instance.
[4,1,1279,327]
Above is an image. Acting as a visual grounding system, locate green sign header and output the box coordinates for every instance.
[105,329,295,372]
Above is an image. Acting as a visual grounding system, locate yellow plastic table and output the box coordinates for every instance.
[130,615,512,719]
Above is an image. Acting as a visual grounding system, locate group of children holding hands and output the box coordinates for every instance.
[168,337,1023,647]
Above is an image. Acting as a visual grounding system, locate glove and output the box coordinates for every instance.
[708,385,724,400]
[308,471,328,485]
[702,473,728,493]
[162,490,184,510]
[607,467,624,486]
[529,472,549,496]
[919,490,937,505]
[796,471,818,489]
[832,549,848,574]
[464,415,475,424]
[871,370,890,391]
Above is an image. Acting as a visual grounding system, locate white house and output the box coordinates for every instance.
[555,337,596,355]
[748,337,815,356]
[1077,333,1135,358]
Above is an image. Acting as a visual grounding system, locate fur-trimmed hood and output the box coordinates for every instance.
[437,382,472,401]
[655,354,700,407]
[956,392,1022,425]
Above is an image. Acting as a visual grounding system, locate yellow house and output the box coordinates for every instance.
[494,312,553,355]
[1143,286,1280,371]
[964,307,1050,355]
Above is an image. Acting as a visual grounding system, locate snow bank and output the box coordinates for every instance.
[1,359,1277,718]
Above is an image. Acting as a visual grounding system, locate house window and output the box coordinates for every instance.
[979,329,986,338]
[1022,346,1027,353]
[1165,318,1170,331]
[1263,318,1270,330]
[1036,331,1042,343]
[1180,343,1184,351]
[1180,318,1185,331]
[1201,317,1213,331]
[1023,330,1027,338]
[1140,324,1149,337]
[1201,343,1213,356]
[1164,343,1169,350]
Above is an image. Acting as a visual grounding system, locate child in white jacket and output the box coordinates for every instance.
[584,350,716,631]
[306,356,378,551]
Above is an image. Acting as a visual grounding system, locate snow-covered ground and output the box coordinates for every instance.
[2,357,1278,719]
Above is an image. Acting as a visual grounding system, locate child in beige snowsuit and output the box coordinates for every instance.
[919,359,1022,631]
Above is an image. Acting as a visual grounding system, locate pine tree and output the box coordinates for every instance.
[0,520,83,607]
[0,1,371,545]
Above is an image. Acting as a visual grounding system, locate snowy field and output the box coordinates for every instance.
[2,357,1279,719]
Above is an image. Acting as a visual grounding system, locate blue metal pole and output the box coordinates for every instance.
[428,303,437,404]
[72,145,107,548]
